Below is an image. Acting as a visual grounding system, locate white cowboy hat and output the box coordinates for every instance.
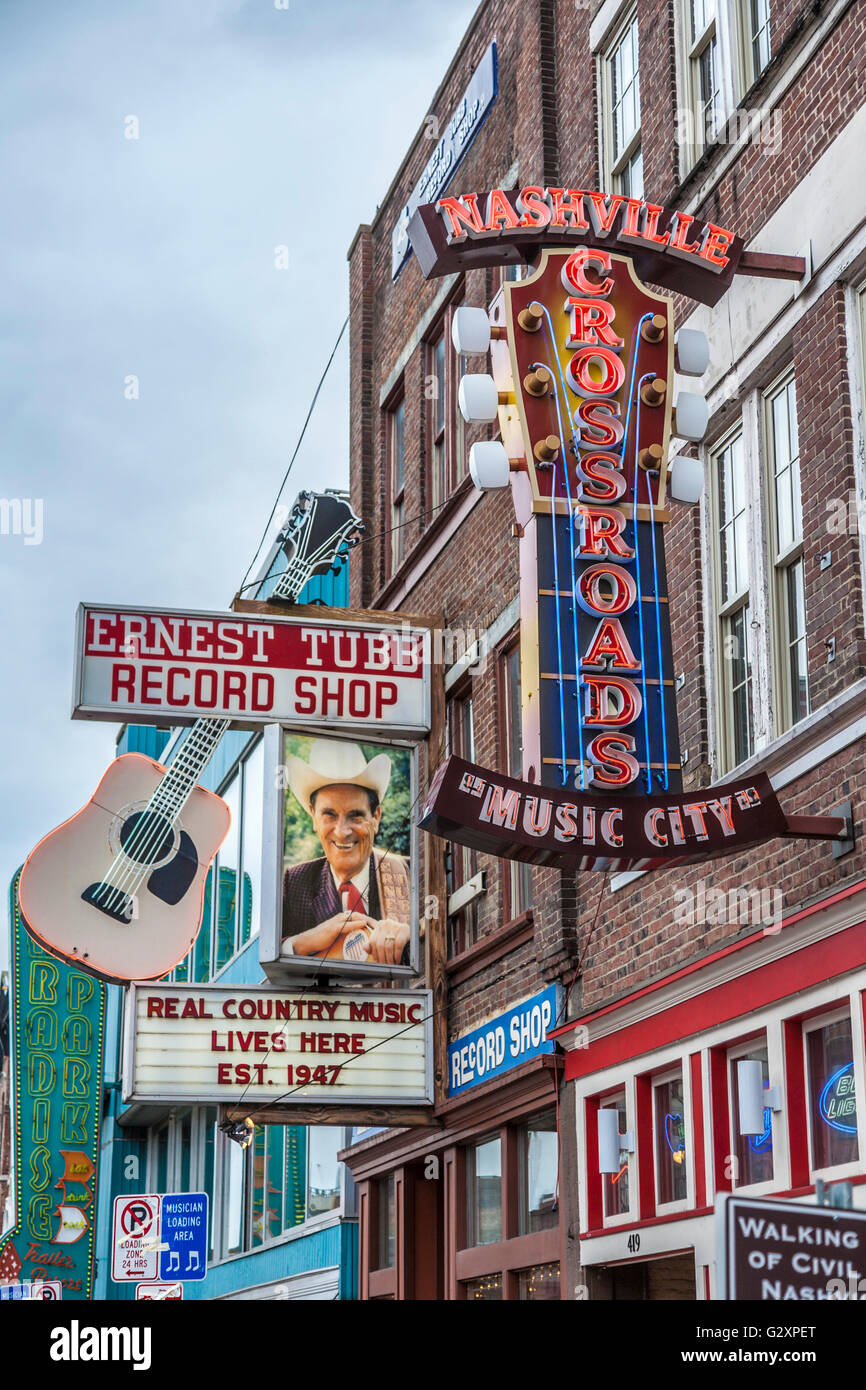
[286,739,392,813]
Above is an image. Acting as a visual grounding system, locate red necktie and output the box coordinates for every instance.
[340,881,365,916]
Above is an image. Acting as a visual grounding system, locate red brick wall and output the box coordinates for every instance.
[347,0,866,1043]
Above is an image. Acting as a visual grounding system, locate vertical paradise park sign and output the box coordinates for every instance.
[0,873,104,1297]
[412,187,847,869]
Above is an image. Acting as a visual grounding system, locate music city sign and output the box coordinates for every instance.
[411,188,846,871]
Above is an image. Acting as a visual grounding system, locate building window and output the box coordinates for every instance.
[427,298,466,511]
[430,331,447,511]
[502,640,532,916]
[447,688,478,955]
[518,1111,558,1234]
[712,427,754,771]
[601,1094,631,1218]
[377,1174,395,1269]
[765,373,808,730]
[467,1136,502,1246]
[213,1123,346,1260]
[741,0,771,86]
[653,1071,688,1206]
[466,1273,502,1299]
[603,11,643,198]
[518,1264,561,1300]
[729,1042,774,1187]
[389,397,406,575]
[686,0,720,153]
[307,1126,343,1216]
[805,1014,859,1172]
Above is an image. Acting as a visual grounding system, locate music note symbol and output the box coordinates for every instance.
[185,1250,200,1273]
[166,1251,180,1273]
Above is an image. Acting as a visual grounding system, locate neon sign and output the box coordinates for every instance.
[664,1112,685,1164]
[819,1062,857,1135]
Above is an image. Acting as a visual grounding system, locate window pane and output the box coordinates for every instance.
[655,1076,687,1204]
[465,1273,502,1300]
[224,1135,244,1255]
[602,1097,630,1217]
[240,741,264,945]
[518,1263,561,1300]
[202,1108,218,1259]
[392,400,405,494]
[808,1018,859,1170]
[785,558,809,724]
[468,1137,502,1245]
[264,1127,285,1242]
[611,17,640,161]
[749,0,771,74]
[717,433,747,604]
[519,1112,558,1234]
[731,1047,774,1186]
[155,1124,169,1193]
[283,1126,307,1229]
[250,1124,267,1248]
[194,868,212,982]
[214,775,239,973]
[307,1127,342,1216]
[179,1110,192,1192]
[726,606,754,766]
[377,1174,395,1269]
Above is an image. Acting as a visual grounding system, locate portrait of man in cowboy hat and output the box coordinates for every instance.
[281,736,412,966]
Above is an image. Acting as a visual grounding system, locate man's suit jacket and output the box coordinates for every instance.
[282,856,383,945]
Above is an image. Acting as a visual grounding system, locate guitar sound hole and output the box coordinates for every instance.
[119,811,175,867]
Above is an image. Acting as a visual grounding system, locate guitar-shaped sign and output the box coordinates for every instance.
[20,490,368,984]
[267,489,364,605]
[19,718,232,984]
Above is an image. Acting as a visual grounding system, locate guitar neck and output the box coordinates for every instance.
[149,717,231,822]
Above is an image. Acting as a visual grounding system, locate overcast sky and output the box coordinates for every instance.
[0,0,480,965]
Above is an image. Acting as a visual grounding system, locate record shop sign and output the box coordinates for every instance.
[72,604,430,736]
[123,983,433,1107]
[717,1194,866,1301]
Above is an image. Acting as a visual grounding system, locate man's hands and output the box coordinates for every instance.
[285,911,369,958]
[283,912,410,963]
[361,917,410,965]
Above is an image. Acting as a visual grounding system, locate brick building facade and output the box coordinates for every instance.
[343,0,866,1300]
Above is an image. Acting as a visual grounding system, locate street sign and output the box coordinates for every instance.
[111,1194,161,1283]
[159,1193,208,1282]
[136,1282,183,1301]
[0,1283,32,1300]
[717,1192,866,1299]
[30,1280,63,1300]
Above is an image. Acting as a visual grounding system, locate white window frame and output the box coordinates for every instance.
[599,1087,634,1228]
[651,1063,693,1214]
[737,0,772,92]
[726,1035,779,1196]
[803,1007,863,1184]
[675,0,742,173]
[599,8,643,198]
[763,368,809,734]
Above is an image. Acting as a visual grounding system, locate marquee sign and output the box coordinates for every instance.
[123,983,433,1108]
[72,604,431,737]
[409,194,846,869]
[0,873,104,1299]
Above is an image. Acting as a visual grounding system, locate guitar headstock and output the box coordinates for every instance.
[269,490,365,605]
[502,250,674,519]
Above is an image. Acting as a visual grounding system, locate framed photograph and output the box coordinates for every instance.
[259,725,420,980]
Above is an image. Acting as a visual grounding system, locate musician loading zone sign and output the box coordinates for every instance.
[72,604,431,736]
